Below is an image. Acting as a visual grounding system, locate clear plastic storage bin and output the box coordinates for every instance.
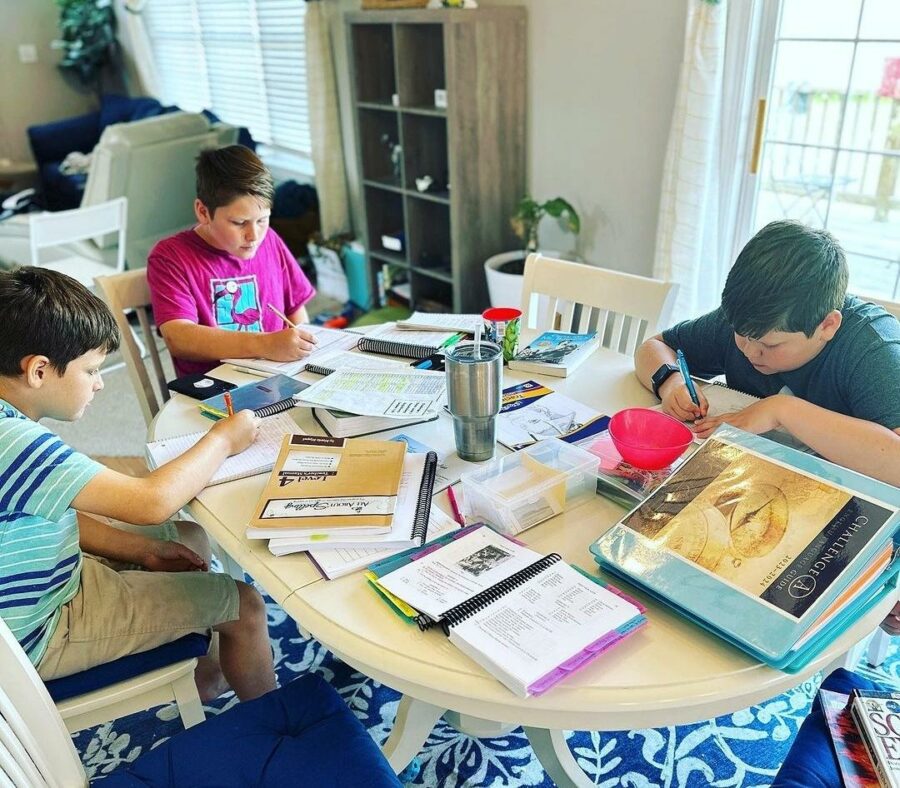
[459,438,601,535]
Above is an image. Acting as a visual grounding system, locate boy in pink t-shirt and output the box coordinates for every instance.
[148,146,316,377]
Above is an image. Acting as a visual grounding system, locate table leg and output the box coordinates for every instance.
[524,727,594,788]
[443,711,517,738]
[381,694,445,773]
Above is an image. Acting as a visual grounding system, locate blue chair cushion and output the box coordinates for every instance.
[99,674,402,787]
[771,667,884,787]
[45,633,210,702]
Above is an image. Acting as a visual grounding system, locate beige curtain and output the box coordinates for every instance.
[113,0,160,97]
[305,1,350,236]
[653,1,727,322]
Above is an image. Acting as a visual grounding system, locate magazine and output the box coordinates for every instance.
[851,689,900,788]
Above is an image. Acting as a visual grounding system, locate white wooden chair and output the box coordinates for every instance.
[0,617,87,787]
[519,253,679,356]
[95,270,169,428]
[94,269,246,583]
[29,198,127,289]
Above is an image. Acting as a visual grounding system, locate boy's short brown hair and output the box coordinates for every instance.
[0,267,120,376]
[195,145,275,216]
[721,220,848,339]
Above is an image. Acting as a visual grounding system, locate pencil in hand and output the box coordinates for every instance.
[223,391,235,417]
[267,303,297,329]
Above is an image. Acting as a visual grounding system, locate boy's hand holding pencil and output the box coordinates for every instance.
[260,304,319,361]
[210,409,260,455]
[657,349,709,423]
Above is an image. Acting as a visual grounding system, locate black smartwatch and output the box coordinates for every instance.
[651,363,680,399]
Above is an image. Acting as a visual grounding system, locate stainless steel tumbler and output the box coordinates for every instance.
[445,341,503,461]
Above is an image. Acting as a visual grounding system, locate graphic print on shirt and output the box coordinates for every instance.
[211,275,262,332]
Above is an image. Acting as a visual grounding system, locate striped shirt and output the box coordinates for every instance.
[0,400,102,665]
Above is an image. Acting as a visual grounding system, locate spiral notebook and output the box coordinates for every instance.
[197,374,308,420]
[356,324,463,361]
[267,451,439,555]
[145,411,300,486]
[375,525,646,697]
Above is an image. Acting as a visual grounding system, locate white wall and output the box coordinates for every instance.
[0,0,95,163]
[329,0,688,277]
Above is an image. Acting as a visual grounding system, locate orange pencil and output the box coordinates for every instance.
[223,391,234,417]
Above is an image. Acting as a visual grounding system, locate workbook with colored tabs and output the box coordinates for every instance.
[591,425,900,671]
[373,524,646,698]
[198,374,308,420]
[247,434,406,538]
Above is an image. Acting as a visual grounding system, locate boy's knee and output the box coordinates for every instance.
[235,580,267,623]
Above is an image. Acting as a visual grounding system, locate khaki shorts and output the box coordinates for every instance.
[37,522,240,681]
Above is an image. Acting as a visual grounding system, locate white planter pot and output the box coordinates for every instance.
[484,250,527,309]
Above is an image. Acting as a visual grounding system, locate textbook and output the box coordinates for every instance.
[507,331,599,378]
[198,374,308,420]
[145,411,300,486]
[375,525,646,697]
[308,506,459,580]
[356,324,463,360]
[850,689,900,787]
[496,380,609,451]
[222,325,361,376]
[591,425,900,670]
[247,434,406,538]
[395,312,484,334]
[819,689,880,788]
[303,350,409,377]
[312,407,438,439]
[268,451,438,556]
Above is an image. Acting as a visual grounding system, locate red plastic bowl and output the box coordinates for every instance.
[608,408,693,470]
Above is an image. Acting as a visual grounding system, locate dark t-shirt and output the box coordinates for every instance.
[660,296,900,431]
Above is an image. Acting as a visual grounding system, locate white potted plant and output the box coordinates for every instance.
[484,195,581,307]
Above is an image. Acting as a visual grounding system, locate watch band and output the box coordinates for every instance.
[651,363,680,399]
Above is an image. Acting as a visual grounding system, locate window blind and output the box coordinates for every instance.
[142,0,311,158]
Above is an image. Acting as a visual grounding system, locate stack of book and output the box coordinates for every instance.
[820,685,900,788]
[591,425,900,671]
[366,524,646,697]
[245,435,443,577]
[507,330,599,378]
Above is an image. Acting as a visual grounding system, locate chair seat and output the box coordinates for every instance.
[99,673,402,787]
[41,252,121,289]
[46,633,210,702]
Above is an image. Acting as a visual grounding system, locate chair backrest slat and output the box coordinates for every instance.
[519,253,679,357]
[29,198,127,275]
[95,270,170,427]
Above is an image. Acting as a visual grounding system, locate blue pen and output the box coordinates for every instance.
[675,349,701,407]
[414,359,433,370]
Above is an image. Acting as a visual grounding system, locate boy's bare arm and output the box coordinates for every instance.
[159,319,317,364]
[694,395,900,486]
[77,514,206,570]
[70,411,259,525]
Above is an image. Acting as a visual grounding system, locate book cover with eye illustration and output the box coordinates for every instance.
[590,425,900,668]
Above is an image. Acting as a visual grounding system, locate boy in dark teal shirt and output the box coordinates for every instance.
[636,220,900,487]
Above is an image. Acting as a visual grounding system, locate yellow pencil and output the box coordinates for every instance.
[267,303,298,329]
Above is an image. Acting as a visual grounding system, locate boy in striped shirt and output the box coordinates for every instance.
[0,267,276,702]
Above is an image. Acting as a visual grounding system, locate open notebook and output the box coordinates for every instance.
[223,326,361,376]
[375,525,646,697]
[145,411,300,485]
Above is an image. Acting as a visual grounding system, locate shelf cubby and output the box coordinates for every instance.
[411,271,453,313]
[395,24,445,109]
[407,198,451,274]
[351,25,396,104]
[359,109,402,185]
[401,114,448,195]
[364,187,406,261]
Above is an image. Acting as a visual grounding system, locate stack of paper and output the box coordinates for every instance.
[223,325,361,376]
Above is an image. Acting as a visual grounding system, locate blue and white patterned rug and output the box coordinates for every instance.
[76,579,900,787]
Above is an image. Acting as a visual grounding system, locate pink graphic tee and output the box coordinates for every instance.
[148,227,315,376]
